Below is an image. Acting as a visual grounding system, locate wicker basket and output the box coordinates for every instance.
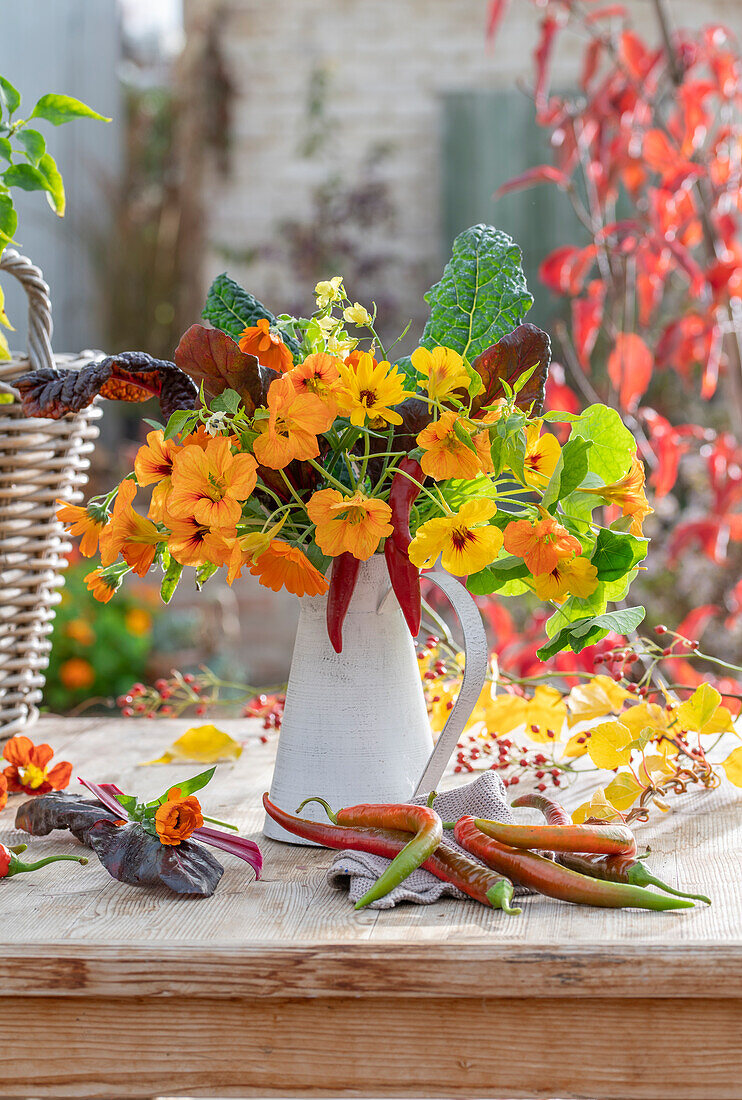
[0,249,102,740]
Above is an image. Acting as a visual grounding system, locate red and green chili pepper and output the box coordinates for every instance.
[0,841,88,880]
[262,794,519,913]
[464,815,637,857]
[326,552,361,654]
[513,793,711,905]
[453,816,694,911]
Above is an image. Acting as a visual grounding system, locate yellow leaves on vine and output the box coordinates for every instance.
[566,675,631,727]
[585,721,634,769]
[722,746,742,788]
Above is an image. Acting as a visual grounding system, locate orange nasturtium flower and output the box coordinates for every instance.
[238,317,293,374]
[408,499,503,575]
[287,353,343,417]
[134,429,181,522]
[250,541,328,597]
[410,345,470,403]
[307,488,393,560]
[337,352,413,427]
[154,787,204,846]
[85,565,126,604]
[59,657,96,691]
[531,554,599,604]
[581,456,654,535]
[253,375,334,470]
[56,499,109,557]
[166,513,235,568]
[2,736,72,796]
[417,409,492,481]
[167,435,258,527]
[99,479,162,577]
[523,421,561,489]
[0,773,7,812]
[503,513,582,576]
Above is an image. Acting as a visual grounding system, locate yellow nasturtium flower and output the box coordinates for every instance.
[314,276,345,307]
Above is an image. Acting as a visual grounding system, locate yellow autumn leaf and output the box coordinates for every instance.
[572,787,621,823]
[722,746,742,787]
[563,731,589,759]
[0,330,10,361]
[619,702,669,739]
[586,721,633,769]
[676,684,734,736]
[604,771,645,811]
[640,752,676,780]
[141,724,243,766]
[525,685,567,743]
[0,285,13,330]
[483,692,528,735]
[566,675,630,727]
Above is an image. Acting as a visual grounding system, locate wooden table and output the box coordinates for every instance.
[0,717,740,1100]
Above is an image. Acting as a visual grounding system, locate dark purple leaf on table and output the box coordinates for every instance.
[87,820,223,897]
[15,352,198,421]
[15,791,119,845]
[470,323,550,417]
[174,323,279,413]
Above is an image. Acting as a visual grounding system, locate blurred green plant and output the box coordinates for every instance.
[45,556,157,713]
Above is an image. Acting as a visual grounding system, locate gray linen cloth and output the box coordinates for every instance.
[327,771,529,909]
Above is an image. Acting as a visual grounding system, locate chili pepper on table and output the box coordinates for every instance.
[461,814,637,857]
[0,841,88,880]
[262,794,520,913]
[453,816,694,911]
[385,455,424,638]
[297,797,443,909]
[326,552,361,653]
[513,793,711,905]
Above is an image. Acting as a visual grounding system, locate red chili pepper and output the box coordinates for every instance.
[513,795,710,905]
[470,815,638,857]
[325,552,360,653]
[0,841,87,879]
[453,816,694,911]
[262,794,519,913]
[385,456,424,637]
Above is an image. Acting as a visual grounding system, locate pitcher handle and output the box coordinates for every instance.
[413,570,489,797]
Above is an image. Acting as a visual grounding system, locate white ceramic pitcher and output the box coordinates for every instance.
[263,553,488,843]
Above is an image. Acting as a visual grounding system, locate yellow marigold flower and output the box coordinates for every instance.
[417,409,492,481]
[410,345,470,403]
[408,499,503,575]
[307,488,393,560]
[337,352,413,427]
[56,499,109,558]
[503,514,582,575]
[287,353,343,418]
[167,435,258,528]
[314,276,345,308]
[343,302,373,326]
[99,480,161,577]
[581,455,653,535]
[523,420,561,489]
[253,375,334,470]
[531,553,599,604]
[238,318,293,374]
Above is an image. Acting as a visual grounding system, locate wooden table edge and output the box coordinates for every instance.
[2,940,742,999]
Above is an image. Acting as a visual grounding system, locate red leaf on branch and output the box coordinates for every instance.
[485,0,511,42]
[581,38,603,92]
[544,362,581,442]
[607,332,653,411]
[539,245,596,295]
[572,280,604,370]
[174,324,278,414]
[643,130,700,189]
[534,16,559,118]
[585,6,629,24]
[495,164,570,198]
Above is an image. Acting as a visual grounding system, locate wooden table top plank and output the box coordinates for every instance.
[1,717,740,1002]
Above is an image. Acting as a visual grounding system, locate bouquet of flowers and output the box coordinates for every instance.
[18,224,651,656]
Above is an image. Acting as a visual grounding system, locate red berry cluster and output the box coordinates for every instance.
[453,733,565,791]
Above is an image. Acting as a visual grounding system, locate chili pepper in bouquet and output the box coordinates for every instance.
[384,455,424,638]
[453,816,694,912]
[512,793,711,905]
[0,841,87,880]
[297,796,443,909]
[326,552,361,654]
[262,794,519,913]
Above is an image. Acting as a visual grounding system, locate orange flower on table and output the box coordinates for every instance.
[134,429,181,522]
[287,353,343,418]
[417,409,492,481]
[0,773,7,812]
[166,513,235,568]
[503,513,582,575]
[84,566,121,603]
[238,317,293,374]
[408,499,503,575]
[581,456,654,535]
[2,736,72,797]
[253,375,334,470]
[56,499,109,557]
[99,479,162,577]
[167,435,258,527]
[531,554,599,604]
[523,420,561,489]
[337,352,414,427]
[154,787,204,846]
[410,345,470,403]
[59,657,95,691]
[307,488,393,560]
